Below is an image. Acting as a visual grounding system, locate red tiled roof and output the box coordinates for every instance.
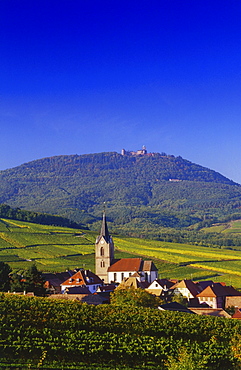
[233,309,241,319]
[61,270,102,287]
[108,258,142,272]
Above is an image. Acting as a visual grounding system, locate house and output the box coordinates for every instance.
[170,279,201,301]
[43,270,76,294]
[61,269,103,294]
[196,283,241,309]
[225,296,241,309]
[117,276,149,289]
[95,212,158,284]
[146,278,175,297]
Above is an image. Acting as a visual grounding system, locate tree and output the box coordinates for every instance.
[110,286,163,308]
[0,261,11,291]
[10,272,25,293]
[23,264,46,296]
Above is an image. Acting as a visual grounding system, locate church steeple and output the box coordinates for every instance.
[96,211,110,244]
[95,210,114,283]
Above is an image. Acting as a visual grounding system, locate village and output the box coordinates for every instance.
[39,212,241,319]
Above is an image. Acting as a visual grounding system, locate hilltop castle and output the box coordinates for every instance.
[95,212,158,284]
[121,145,149,156]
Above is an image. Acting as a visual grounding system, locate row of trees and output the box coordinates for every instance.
[0,262,46,296]
[0,204,84,228]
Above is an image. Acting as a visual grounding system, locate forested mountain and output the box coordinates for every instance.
[0,151,241,236]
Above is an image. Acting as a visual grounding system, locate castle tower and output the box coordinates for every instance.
[95,211,114,282]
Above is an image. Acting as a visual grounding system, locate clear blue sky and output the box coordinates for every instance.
[1,0,241,183]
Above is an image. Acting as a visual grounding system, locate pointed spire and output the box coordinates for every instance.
[100,211,110,241]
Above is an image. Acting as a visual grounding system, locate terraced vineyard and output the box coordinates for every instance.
[0,219,96,272]
[201,219,241,234]
[2,218,241,287]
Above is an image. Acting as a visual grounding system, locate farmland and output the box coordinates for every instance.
[201,219,241,234]
[1,294,241,369]
[2,218,241,287]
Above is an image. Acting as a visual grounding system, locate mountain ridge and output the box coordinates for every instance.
[0,151,241,234]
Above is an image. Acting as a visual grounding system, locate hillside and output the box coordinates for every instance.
[2,218,241,288]
[0,151,241,235]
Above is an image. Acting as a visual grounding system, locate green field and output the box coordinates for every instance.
[2,218,241,287]
[202,219,241,234]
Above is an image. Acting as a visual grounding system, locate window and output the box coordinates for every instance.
[100,247,104,256]
[121,273,124,281]
[100,261,105,268]
[114,273,117,281]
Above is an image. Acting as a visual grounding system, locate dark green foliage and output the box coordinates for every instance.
[0,152,241,241]
[0,294,241,369]
[0,262,11,291]
[10,272,24,293]
[110,286,163,307]
[8,264,46,296]
[23,264,46,296]
[0,203,85,229]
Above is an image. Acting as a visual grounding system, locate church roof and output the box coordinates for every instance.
[96,211,111,243]
[108,258,142,272]
[108,258,157,272]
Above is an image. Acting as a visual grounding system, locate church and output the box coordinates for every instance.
[95,212,158,284]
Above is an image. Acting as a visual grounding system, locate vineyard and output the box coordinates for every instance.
[2,218,241,287]
[1,293,241,369]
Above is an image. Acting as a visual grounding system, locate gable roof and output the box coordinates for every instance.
[232,309,241,319]
[197,280,214,290]
[43,271,75,287]
[223,285,241,296]
[147,279,175,290]
[142,260,158,272]
[61,269,103,287]
[108,258,142,272]
[197,283,227,298]
[171,279,200,297]
[118,276,149,289]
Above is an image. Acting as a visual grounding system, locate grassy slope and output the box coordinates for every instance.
[202,219,241,234]
[1,218,241,287]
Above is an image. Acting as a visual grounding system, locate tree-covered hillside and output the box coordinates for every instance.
[0,151,241,235]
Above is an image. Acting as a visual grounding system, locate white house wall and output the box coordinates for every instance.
[108,270,158,284]
[61,284,101,294]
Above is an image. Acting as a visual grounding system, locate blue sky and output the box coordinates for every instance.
[1,1,241,183]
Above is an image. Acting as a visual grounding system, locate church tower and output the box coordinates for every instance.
[95,211,114,283]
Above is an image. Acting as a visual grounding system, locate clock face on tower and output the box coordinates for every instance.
[100,240,104,244]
